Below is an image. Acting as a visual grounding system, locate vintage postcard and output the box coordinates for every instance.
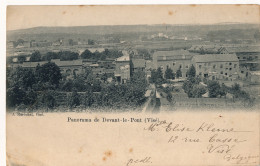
[6,5,260,166]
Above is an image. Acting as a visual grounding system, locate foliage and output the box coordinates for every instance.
[42,52,60,61]
[186,65,196,78]
[68,89,80,108]
[182,66,205,98]
[30,51,42,62]
[60,51,79,61]
[165,68,175,79]
[88,39,95,45]
[80,48,123,61]
[35,62,62,88]
[40,90,57,109]
[6,84,26,107]
[18,55,26,63]
[176,67,182,78]
[208,81,221,98]
[149,68,165,85]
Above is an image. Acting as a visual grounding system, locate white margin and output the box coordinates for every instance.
[0,1,259,166]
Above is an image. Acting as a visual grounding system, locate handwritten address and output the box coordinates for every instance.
[143,120,259,165]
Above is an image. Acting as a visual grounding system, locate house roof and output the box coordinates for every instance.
[115,55,130,62]
[226,46,260,53]
[154,50,194,61]
[51,59,83,67]
[22,61,48,68]
[132,59,146,68]
[192,54,238,63]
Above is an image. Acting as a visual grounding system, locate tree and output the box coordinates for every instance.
[208,81,221,98]
[88,39,95,45]
[165,68,175,79]
[42,52,60,61]
[186,65,196,78]
[68,88,80,108]
[18,55,26,63]
[182,65,205,98]
[192,85,206,98]
[68,39,74,46]
[60,51,79,61]
[81,49,93,59]
[176,67,182,78]
[30,51,41,62]
[155,67,164,84]
[36,62,62,88]
[40,90,57,109]
[149,68,165,85]
[101,73,108,83]
[84,89,94,107]
[7,84,26,107]
[7,67,36,91]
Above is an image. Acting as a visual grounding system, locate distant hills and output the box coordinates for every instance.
[7,23,259,42]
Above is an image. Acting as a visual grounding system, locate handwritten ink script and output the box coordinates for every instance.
[144,120,259,165]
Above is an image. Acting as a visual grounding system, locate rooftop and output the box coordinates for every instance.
[192,54,238,63]
[226,46,260,53]
[154,50,194,61]
[132,59,146,68]
[115,55,130,62]
[51,59,83,67]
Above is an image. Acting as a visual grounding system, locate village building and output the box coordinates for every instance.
[191,54,239,81]
[30,41,52,47]
[153,50,196,78]
[114,54,130,83]
[249,71,260,84]
[51,59,83,78]
[132,59,146,73]
[226,46,260,71]
[188,45,228,54]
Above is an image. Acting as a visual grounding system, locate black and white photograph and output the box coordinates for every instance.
[4,4,260,166]
[6,5,260,113]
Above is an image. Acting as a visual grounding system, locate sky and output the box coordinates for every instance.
[6,5,260,31]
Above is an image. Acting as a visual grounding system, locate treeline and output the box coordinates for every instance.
[149,67,182,85]
[7,62,148,111]
[207,29,259,42]
[8,48,124,63]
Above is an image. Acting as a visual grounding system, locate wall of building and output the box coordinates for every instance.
[193,61,239,80]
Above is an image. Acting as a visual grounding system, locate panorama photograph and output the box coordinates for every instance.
[6,5,260,112]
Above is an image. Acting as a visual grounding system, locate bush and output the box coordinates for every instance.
[68,89,80,108]
[40,90,57,109]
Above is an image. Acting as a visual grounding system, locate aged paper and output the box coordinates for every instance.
[6,5,260,166]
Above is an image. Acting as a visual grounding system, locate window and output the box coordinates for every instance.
[173,62,176,66]
[225,73,227,75]
[220,64,223,68]
[229,62,232,65]
[229,68,232,71]
[213,65,216,69]
[199,65,202,69]
[186,65,189,69]
[241,71,244,74]
[234,64,237,68]
[199,72,202,76]
[180,64,182,69]
[221,71,223,74]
